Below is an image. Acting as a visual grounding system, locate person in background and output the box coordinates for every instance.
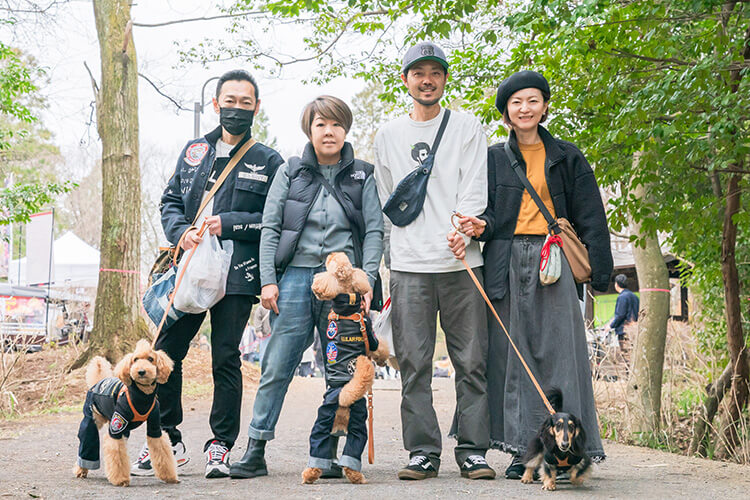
[610,273,639,357]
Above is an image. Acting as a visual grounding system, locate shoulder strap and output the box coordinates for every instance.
[287,155,304,178]
[171,138,256,266]
[191,138,256,225]
[311,168,365,267]
[430,109,451,156]
[504,140,559,234]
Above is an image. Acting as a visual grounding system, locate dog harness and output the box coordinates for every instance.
[321,293,379,387]
[88,377,162,439]
[544,449,583,471]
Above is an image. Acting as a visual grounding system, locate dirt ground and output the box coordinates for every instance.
[1,375,749,499]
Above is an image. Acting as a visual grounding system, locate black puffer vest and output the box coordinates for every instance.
[274,142,374,275]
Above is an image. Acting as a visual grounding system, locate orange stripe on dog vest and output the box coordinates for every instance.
[118,386,157,423]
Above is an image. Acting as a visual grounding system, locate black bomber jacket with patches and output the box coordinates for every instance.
[160,126,284,296]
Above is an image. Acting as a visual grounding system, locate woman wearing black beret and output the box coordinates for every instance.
[455,70,612,477]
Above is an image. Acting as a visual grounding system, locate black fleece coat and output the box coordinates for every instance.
[477,126,613,300]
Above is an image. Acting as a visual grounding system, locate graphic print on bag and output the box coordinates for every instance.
[326,320,338,339]
[326,342,338,364]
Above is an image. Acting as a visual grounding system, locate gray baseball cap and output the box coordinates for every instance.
[401,42,449,74]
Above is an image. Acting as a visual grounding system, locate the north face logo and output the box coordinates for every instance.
[421,45,434,56]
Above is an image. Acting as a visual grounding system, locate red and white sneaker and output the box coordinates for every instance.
[205,440,230,478]
[131,441,190,476]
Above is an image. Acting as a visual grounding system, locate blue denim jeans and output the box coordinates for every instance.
[248,266,329,440]
[308,387,367,471]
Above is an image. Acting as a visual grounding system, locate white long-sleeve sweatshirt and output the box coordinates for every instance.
[374,107,487,273]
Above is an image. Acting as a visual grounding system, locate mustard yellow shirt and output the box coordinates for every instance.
[514,141,556,235]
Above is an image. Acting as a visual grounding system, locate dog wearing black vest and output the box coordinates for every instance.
[73,339,177,486]
[301,253,388,485]
[520,388,591,491]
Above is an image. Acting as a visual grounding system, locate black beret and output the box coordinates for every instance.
[495,70,550,115]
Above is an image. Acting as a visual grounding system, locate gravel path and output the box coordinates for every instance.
[1,377,748,499]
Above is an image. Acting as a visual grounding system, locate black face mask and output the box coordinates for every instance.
[219,107,254,136]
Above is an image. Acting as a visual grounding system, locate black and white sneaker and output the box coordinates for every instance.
[131,441,190,476]
[504,453,525,479]
[505,453,540,481]
[397,455,438,480]
[205,440,230,478]
[460,455,496,479]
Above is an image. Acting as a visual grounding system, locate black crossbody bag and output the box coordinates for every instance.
[382,109,451,227]
[311,168,385,312]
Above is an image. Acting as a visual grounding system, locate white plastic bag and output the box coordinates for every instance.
[173,235,233,314]
[373,297,397,360]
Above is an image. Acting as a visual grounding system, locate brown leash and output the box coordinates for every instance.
[451,213,555,416]
[328,309,375,464]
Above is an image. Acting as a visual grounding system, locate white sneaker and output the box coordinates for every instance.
[131,443,154,476]
[205,440,230,478]
[172,441,190,467]
[131,440,190,476]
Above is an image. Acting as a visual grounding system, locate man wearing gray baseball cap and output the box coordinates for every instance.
[374,41,494,481]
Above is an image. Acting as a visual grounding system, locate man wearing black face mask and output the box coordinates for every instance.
[132,69,284,480]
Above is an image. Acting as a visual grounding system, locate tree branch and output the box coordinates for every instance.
[609,49,693,66]
[132,10,266,28]
[137,73,189,112]
[269,9,391,67]
[82,60,98,95]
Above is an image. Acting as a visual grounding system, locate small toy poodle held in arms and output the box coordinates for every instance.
[301,252,389,485]
[73,339,178,487]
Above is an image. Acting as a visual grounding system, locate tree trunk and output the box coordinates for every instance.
[72,0,147,369]
[626,153,670,434]
[689,361,733,457]
[715,172,749,459]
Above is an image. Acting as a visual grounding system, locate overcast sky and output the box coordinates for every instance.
[6,0,366,176]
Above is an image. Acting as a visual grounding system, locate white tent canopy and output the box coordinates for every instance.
[9,231,100,289]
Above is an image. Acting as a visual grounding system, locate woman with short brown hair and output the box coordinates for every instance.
[230,95,383,480]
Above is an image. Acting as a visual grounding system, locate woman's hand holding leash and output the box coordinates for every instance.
[456,214,486,238]
[448,211,486,260]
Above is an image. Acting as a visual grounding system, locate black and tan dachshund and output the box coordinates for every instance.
[521,389,591,491]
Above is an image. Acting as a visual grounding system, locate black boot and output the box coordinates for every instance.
[319,436,343,479]
[229,437,268,479]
